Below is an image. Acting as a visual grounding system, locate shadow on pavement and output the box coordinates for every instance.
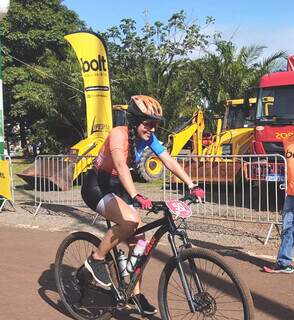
[38,263,161,320]
[37,240,294,320]
[38,263,73,319]
[190,238,271,268]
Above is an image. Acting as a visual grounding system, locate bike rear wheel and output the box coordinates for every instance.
[54,231,119,320]
[158,247,255,320]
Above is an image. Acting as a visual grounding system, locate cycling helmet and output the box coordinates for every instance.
[128,95,164,122]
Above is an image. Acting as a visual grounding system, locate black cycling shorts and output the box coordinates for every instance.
[81,169,132,211]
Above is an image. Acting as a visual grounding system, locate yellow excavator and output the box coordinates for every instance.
[177,98,256,183]
[137,97,256,183]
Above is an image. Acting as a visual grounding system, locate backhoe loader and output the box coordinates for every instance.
[138,98,255,183]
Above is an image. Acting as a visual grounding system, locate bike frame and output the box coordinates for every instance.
[108,202,199,312]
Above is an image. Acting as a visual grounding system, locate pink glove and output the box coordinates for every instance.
[189,185,205,203]
[133,194,152,209]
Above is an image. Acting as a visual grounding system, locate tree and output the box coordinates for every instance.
[190,40,287,114]
[102,12,215,138]
[1,0,85,154]
[2,3,287,154]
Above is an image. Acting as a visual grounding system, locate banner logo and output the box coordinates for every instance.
[65,32,113,138]
[80,55,107,73]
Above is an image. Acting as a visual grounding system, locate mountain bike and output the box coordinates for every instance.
[54,196,255,319]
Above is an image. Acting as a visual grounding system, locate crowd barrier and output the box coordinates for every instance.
[34,154,286,244]
[163,154,287,244]
[34,155,95,215]
[0,154,14,212]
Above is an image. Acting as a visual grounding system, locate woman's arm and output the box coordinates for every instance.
[159,150,205,202]
[158,150,194,188]
[112,149,138,198]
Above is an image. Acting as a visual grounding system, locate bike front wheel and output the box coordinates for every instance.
[54,231,119,320]
[158,247,255,320]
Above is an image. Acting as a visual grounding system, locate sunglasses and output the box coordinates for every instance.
[142,120,160,129]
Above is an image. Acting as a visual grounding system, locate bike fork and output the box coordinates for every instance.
[181,236,205,294]
[168,233,196,313]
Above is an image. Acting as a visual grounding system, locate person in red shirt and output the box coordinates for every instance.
[264,134,294,273]
[81,95,204,314]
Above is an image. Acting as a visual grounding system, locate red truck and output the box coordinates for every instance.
[245,56,294,183]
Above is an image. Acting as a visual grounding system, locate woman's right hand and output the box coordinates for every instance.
[133,194,152,209]
[189,185,205,203]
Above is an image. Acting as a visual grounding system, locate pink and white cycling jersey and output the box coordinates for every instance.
[93,126,165,176]
[93,126,129,176]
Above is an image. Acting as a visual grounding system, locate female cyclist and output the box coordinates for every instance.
[81,95,204,315]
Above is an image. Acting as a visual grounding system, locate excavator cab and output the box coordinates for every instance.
[224,95,256,131]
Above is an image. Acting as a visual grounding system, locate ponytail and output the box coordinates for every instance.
[128,125,137,169]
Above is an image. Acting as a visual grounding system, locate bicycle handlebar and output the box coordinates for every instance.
[145,194,197,214]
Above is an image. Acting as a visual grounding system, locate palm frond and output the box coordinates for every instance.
[238,45,266,66]
[259,50,287,72]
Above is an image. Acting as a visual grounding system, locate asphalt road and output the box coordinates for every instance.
[0,225,293,320]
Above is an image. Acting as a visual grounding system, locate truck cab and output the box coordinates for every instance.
[246,68,294,183]
[253,71,294,157]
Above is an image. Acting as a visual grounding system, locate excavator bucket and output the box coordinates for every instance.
[189,159,242,183]
[172,158,243,184]
[17,136,104,191]
[17,157,75,191]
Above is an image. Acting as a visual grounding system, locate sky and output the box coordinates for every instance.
[63,0,294,59]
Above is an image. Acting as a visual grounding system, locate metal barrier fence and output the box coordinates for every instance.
[0,154,15,212]
[34,155,95,215]
[34,154,286,244]
[163,154,287,244]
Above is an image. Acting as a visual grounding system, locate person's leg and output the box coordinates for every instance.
[123,220,157,315]
[97,198,156,314]
[276,196,294,266]
[93,195,141,259]
[85,193,141,286]
[128,219,145,296]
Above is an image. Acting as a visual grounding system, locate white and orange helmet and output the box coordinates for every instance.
[128,95,164,122]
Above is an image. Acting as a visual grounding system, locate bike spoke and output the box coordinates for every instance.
[168,310,191,317]
[168,275,187,299]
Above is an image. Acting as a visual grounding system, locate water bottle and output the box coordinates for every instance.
[117,249,129,277]
[126,239,147,273]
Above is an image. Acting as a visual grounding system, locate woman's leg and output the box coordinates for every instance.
[92,195,141,260]
[128,219,145,295]
[85,194,141,287]
[88,195,156,313]
[93,197,144,295]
